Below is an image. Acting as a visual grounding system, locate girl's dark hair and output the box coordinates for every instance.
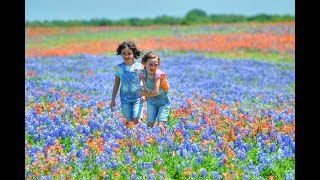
[141,51,161,66]
[116,41,142,59]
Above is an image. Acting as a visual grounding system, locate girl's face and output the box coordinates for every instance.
[121,47,134,63]
[145,58,159,75]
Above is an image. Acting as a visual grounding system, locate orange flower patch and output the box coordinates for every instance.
[26,31,294,58]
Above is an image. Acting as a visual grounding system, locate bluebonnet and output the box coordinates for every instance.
[136,149,144,157]
[176,164,181,172]
[109,161,118,170]
[88,119,101,132]
[253,166,260,176]
[211,171,221,179]
[191,172,197,178]
[237,149,246,160]
[25,52,295,178]
[257,142,265,149]
[203,148,209,155]
[76,150,86,161]
[124,154,132,164]
[131,146,137,154]
[270,143,277,152]
[145,162,152,170]
[131,171,137,179]
[218,159,224,167]
[283,146,294,158]
[95,157,101,165]
[181,148,188,158]
[113,130,124,139]
[138,161,143,169]
[243,174,249,180]
[200,168,207,178]
[82,126,90,136]
[148,173,155,180]
[40,175,53,180]
[158,171,165,179]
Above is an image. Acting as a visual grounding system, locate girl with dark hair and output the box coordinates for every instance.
[111,41,146,125]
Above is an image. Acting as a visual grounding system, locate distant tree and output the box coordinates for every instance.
[114,19,131,26]
[142,18,154,26]
[153,15,181,25]
[247,14,272,22]
[182,9,210,25]
[185,9,207,18]
[25,20,43,27]
[24,9,294,27]
[99,18,113,26]
[210,14,247,23]
[67,20,85,26]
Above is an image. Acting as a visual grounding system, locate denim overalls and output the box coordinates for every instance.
[115,62,144,121]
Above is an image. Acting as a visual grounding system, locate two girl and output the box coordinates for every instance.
[111,41,170,129]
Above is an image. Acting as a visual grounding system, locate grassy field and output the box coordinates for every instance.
[25,22,295,179]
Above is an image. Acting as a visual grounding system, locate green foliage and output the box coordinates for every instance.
[209,14,248,23]
[26,134,35,145]
[154,15,182,25]
[59,136,71,153]
[247,14,294,22]
[187,9,207,17]
[182,9,209,25]
[87,18,113,26]
[167,109,178,129]
[25,9,294,27]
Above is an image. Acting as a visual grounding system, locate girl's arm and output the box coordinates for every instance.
[140,74,147,92]
[142,83,147,92]
[110,75,120,107]
[141,78,160,97]
[140,76,148,102]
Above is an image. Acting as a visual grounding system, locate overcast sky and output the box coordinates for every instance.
[25,0,295,21]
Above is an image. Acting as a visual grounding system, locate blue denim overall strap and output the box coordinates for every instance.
[120,91,140,96]
[115,62,143,98]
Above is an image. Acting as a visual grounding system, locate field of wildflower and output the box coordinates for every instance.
[25,22,295,179]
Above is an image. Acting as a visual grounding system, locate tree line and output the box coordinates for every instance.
[25,9,294,27]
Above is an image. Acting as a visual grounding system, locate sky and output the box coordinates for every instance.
[25,0,295,22]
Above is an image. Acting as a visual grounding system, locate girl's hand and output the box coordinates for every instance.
[141,96,147,102]
[139,73,145,83]
[110,100,116,110]
[139,90,145,97]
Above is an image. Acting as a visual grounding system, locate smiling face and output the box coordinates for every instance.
[145,58,159,75]
[121,47,134,65]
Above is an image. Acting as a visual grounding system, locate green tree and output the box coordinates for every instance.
[247,14,272,22]
[182,9,210,25]
[153,15,181,25]
[25,9,294,27]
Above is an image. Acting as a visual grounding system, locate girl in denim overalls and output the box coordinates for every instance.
[111,41,146,125]
[139,51,170,131]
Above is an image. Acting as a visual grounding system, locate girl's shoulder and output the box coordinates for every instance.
[155,69,166,79]
[113,63,125,77]
[113,62,124,69]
